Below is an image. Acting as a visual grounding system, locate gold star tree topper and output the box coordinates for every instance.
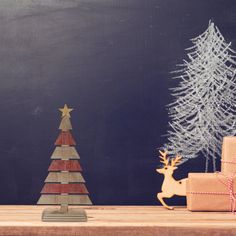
[59,104,74,118]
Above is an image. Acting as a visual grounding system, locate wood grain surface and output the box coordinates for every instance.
[0,206,235,236]
[55,132,76,146]
[45,172,85,183]
[50,146,80,160]
[37,195,92,205]
[48,160,82,171]
[59,116,72,131]
[41,183,88,194]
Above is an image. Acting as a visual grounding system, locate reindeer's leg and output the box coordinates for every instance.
[157,192,174,210]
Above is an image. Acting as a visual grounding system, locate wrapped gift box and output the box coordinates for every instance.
[187,173,236,212]
[221,136,236,173]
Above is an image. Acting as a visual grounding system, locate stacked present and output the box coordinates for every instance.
[187,136,236,212]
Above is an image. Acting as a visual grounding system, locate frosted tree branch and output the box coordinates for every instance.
[163,21,236,172]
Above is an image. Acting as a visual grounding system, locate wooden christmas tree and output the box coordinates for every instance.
[37,104,92,221]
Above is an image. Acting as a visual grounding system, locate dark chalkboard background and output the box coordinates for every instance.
[0,0,234,205]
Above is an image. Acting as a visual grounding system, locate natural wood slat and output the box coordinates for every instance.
[37,195,92,205]
[41,184,88,194]
[59,116,72,131]
[48,160,82,172]
[45,172,85,183]
[0,206,235,236]
[50,146,80,160]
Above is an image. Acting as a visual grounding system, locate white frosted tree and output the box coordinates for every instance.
[165,21,236,172]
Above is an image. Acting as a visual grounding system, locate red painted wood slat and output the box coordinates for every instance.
[48,160,82,171]
[55,131,76,146]
[41,183,89,194]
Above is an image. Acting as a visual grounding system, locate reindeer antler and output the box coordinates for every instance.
[159,150,169,166]
[171,154,182,167]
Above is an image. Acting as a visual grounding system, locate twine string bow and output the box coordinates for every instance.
[216,172,236,213]
[227,176,236,213]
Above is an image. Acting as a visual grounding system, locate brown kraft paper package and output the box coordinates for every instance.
[221,136,236,173]
[187,173,236,212]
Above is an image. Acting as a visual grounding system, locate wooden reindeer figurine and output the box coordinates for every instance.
[156,150,187,210]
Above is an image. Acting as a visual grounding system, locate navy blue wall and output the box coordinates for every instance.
[0,0,235,205]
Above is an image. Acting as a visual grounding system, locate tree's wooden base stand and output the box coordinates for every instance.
[42,208,87,222]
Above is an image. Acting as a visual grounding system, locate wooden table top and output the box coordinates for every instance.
[0,205,235,236]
